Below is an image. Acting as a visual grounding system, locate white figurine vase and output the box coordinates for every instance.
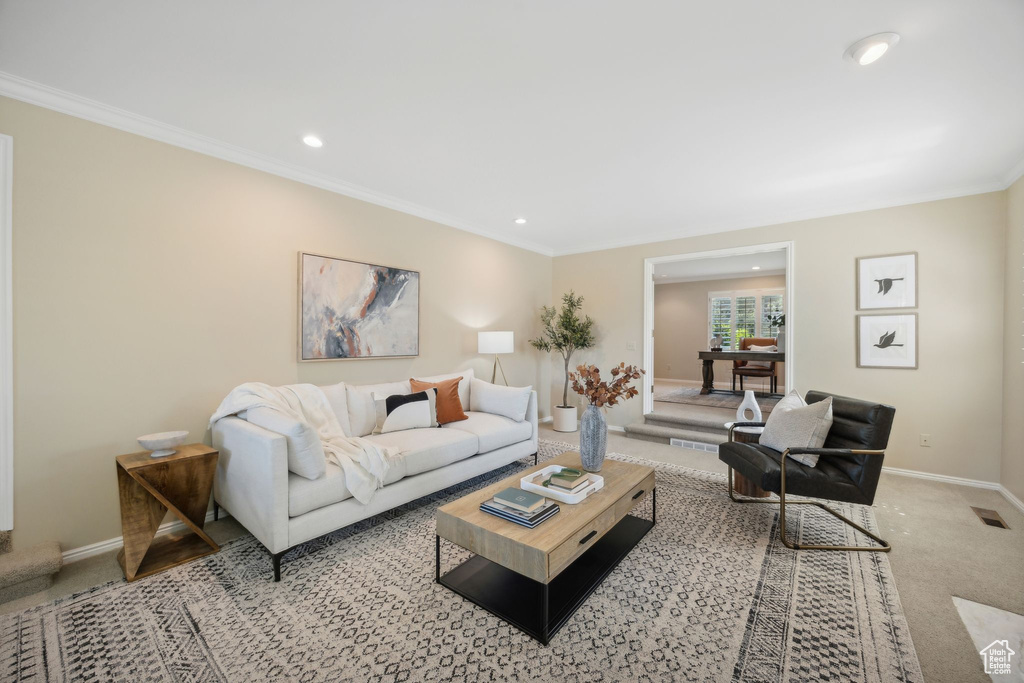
[736,390,762,423]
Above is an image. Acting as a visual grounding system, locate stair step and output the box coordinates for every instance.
[624,422,728,447]
[0,541,62,603]
[642,412,729,434]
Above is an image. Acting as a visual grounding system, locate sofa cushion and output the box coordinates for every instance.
[444,411,533,452]
[413,369,474,411]
[318,382,352,436]
[288,464,353,516]
[346,380,412,436]
[364,427,478,476]
[245,407,327,480]
[470,378,532,422]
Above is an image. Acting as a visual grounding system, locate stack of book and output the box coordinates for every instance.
[544,468,591,495]
[480,487,560,528]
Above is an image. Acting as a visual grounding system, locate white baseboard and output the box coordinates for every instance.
[999,486,1024,516]
[62,509,226,564]
[880,466,1000,490]
[881,466,1024,516]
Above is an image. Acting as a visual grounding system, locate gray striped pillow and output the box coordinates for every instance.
[760,396,833,466]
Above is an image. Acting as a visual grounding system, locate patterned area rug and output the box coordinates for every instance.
[654,385,781,411]
[0,441,921,682]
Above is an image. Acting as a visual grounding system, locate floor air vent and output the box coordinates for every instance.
[971,507,1010,529]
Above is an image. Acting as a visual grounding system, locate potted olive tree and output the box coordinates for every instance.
[529,292,596,432]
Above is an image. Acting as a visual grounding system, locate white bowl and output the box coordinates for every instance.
[138,430,189,458]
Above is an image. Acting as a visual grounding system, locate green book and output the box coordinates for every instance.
[493,487,546,513]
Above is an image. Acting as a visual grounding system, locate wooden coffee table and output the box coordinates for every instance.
[435,451,655,644]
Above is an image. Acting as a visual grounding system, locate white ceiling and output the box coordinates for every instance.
[2,1,1022,256]
[654,251,787,283]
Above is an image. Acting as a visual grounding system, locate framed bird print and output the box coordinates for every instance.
[856,252,917,310]
[857,313,917,369]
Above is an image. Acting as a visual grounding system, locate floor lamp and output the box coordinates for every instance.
[478,331,513,385]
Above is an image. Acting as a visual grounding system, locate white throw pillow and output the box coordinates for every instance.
[746,344,777,368]
[346,380,412,437]
[245,407,327,480]
[470,378,532,422]
[760,395,833,467]
[413,368,474,411]
[372,389,438,434]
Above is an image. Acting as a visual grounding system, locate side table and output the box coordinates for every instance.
[725,424,771,498]
[116,443,220,581]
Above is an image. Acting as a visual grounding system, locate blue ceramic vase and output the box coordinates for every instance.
[579,404,608,472]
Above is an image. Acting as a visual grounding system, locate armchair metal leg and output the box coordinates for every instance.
[727,468,890,552]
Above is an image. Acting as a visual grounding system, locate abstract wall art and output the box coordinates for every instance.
[856,252,917,310]
[856,313,917,369]
[299,252,419,361]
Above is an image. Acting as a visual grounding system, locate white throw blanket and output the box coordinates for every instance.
[209,382,391,504]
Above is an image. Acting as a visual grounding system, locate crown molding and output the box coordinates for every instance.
[2,71,1020,260]
[0,72,554,257]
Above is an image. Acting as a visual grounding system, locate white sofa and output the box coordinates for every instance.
[211,369,538,580]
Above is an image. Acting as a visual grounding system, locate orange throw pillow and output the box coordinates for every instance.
[410,377,468,425]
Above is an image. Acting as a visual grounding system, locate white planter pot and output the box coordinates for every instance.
[552,406,578,432]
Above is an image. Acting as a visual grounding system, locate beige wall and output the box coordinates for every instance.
[653,274,785,385]
[1,96,552,551]
[3,91,1020,551]
[1003,175,1024,503]
[553,192,1008,483]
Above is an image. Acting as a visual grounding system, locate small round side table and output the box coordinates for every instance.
[726,424,771,498]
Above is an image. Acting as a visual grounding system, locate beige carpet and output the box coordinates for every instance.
[0,440,925,679]
[0,440,921,682]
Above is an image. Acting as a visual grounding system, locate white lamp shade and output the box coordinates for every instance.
[478,331,514,355]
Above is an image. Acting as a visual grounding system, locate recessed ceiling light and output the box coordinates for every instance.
[751,266,761,270]
[514,218,527,225]
[844,33,900,66]
[302,135,324,148]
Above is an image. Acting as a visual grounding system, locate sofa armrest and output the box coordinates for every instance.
[212,416,290,554]
[526,390,539,447]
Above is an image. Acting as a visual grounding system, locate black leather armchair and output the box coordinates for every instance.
[718,390,896,552]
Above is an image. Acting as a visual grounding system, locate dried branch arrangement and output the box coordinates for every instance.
[569,363,645,408]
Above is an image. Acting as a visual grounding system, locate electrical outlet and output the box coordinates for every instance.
[919,434,931,447]
[626,341,637,351]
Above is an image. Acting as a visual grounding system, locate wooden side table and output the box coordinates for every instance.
[729,426,771,498]
[116,443,220,581]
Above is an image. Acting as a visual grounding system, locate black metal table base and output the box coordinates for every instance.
[436,496,655,645]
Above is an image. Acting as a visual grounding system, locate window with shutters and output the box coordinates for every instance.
[708,288,785,348]
[710,297,732,348]
[762,294,785,337]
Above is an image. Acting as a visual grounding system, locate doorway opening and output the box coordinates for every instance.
[631,242,793,448]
